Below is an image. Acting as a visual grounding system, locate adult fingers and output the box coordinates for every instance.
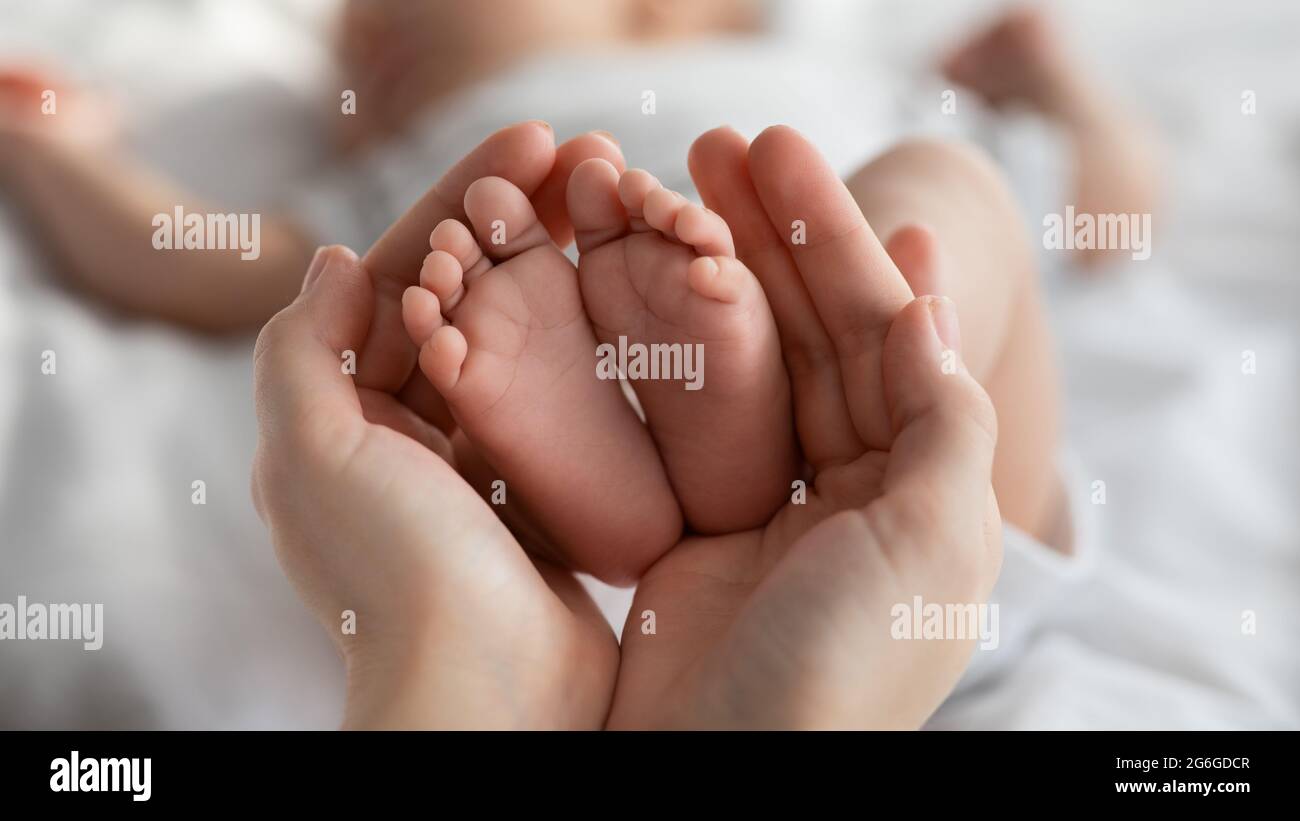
[875,296,1000,573]
[748,125,915,452]
[688,126,860,470]
[252,245,374,511]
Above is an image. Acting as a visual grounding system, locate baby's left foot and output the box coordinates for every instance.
[568,159,798,533]
[400,177,682,583]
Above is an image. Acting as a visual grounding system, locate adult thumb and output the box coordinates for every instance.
[879,296,1000,559]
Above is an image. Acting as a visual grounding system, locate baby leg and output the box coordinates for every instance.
[943,6,1160,267]
[845,138,1066,550]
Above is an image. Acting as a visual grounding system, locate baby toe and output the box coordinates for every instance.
[642,187,686,239]
[464,176,552,260]
[430,219,490,281]
[687,255,751,304]
[617,169,661,230]
[401,285,443,346]
[568,158,629,252]
[420,249,467,313]
[675,204,735,258]
[419,325,470,393]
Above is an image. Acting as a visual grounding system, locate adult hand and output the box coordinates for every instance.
[607,126,1002,729]
[250,122,624,729]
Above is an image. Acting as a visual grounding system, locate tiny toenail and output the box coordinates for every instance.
[589,130,620,147]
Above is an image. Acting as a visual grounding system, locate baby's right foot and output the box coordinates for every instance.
[401,176,681,584]
[568,159,798,533]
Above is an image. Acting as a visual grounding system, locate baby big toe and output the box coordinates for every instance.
[568,158,630,252]
[464,176,552,260]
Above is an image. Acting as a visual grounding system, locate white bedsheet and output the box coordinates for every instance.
[0,0,1296,728]
[932,1,1300,728]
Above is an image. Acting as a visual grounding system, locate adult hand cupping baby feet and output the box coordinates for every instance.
[251,122,631,729]
[251,245,618,729]
[605,126,1002,729]
[257,121,1001,730]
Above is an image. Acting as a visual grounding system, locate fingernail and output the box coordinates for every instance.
[301,246,327,293]
[928,295,962,354]
[589,129,620,147]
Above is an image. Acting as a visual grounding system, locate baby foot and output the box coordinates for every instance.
[401,176,681,583]
[567,159,798,533]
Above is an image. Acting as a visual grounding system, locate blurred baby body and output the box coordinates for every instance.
[313,16,908,252]
[331,0,770,152]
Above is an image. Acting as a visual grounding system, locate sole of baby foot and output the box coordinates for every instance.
[568,159,799,533]
[401,175,682,583]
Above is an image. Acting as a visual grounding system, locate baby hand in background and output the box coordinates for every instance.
[0,66,118,155]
